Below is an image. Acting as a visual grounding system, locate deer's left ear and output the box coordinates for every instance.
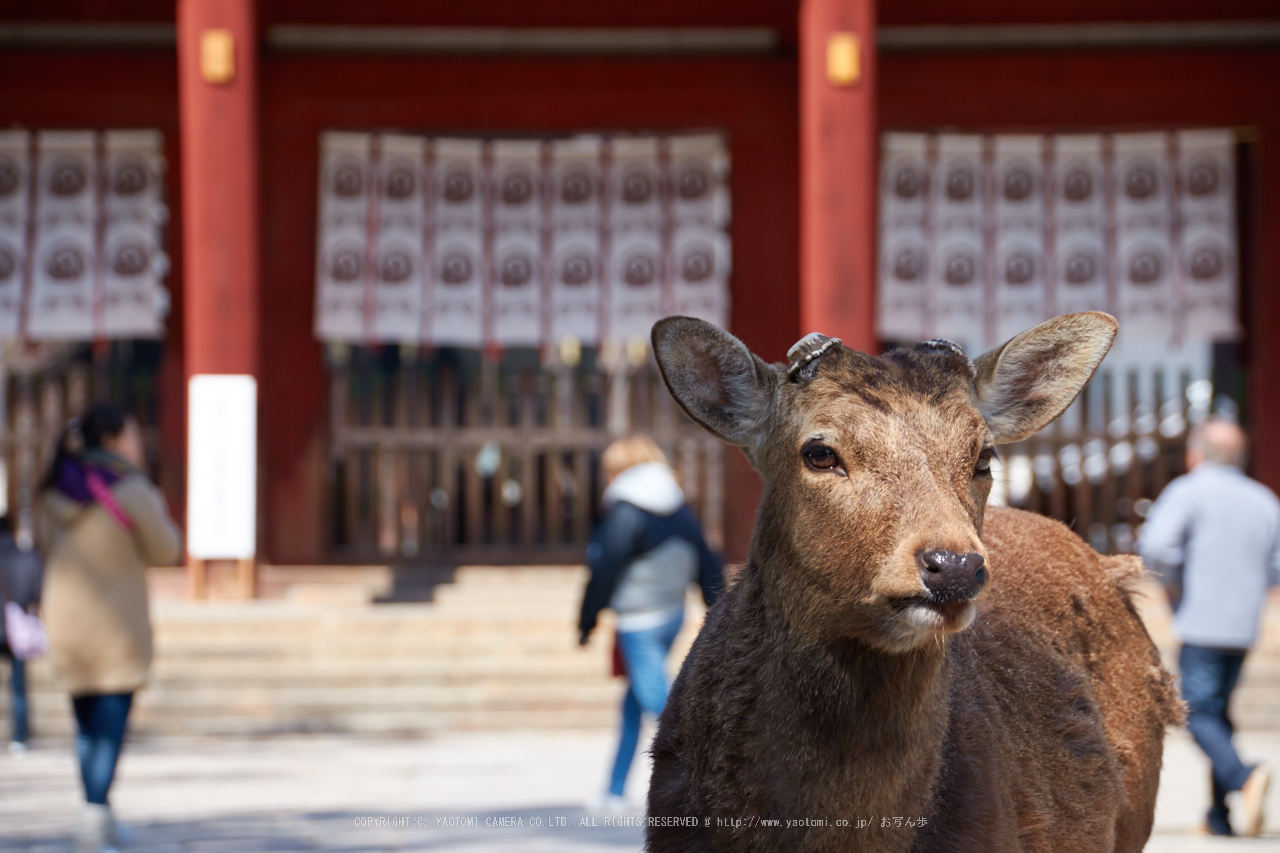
[652,316,778,448]
[973,312,1117,444]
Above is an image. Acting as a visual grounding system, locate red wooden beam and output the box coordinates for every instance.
[178,0,259,378]
[800,0,878,352]
[178,0,260,592]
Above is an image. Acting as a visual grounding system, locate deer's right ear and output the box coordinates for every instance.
[972,312,1118,444]
[652,317,776,447]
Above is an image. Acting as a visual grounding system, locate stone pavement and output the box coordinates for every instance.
[1,728,1279,852]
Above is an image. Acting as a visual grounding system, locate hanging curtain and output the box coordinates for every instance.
[313,132,733,350]
[876,129,1241,352]
[0,129,171,343]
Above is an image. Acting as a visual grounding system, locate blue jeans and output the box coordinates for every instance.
[5,653,27,744]
[72,693,133,805]
[1179,645,1253,832]
[608,612,683,797]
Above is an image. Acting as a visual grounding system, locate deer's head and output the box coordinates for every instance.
[653,313,1117,653]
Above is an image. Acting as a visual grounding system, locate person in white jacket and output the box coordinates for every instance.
[578,436,722,811]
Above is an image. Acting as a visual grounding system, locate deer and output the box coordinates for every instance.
[646,313,1182,853]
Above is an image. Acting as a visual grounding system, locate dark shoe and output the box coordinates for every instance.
[1196,820,1234,837]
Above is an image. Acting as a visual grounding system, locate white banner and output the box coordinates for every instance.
[187,374,257,560]
[610,137,662,232]
[28,131,97,341]
[878,129,1238,352]
[427,139,485,348]
[669,134,731,328]
[0,132,30,339]
[1114,133,1174,345]
[670,134,730,229]
[549,137,602,345]
[315,132,731,349]
[930,135,985,351]
[491,140,543,347]
[992,135,1045,346]
[1177,129,1238,341]
[101,130,167,339]
[314,132,372,342]
[672,227,730,327]
[608,227,664,344]
[1051,135,1108,317]
[607,137,664,344]
[876,133,928,343]
[372,134,426,344]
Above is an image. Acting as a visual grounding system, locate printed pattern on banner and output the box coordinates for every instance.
[992,136,1045,345]
[101,130,168,338]
[313,132,732,349]
[1051,135,1108,317]
[548,137,602,346]
[314,132,371,342]
[1177,130,1239,341]
[875,129,1238,352]
[428,138,485,348]
[606,137,664,346]
[930,135,985,352]
[1113,133,1174,345]
[29,131,98,341]
[876,133,928,343]
[373,135,426,344]
[0,132,30,338]
[491,140,543,347]
[669,134,730,329]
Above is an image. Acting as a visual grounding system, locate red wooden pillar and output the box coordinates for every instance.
[799,0,878,352]
[178,0,260,597]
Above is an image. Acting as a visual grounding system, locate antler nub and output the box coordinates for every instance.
[787,333,841,378]
[917,338,977,379]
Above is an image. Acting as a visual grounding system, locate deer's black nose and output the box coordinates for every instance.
[919,550,987,602]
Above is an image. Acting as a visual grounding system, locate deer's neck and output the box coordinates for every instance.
[743,563,953,816]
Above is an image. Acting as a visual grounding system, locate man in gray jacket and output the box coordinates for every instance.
[1139,418,1280,837]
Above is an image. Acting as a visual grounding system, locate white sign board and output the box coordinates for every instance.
[187,374,257,559]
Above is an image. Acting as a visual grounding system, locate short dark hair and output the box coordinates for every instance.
[41,401,132,492]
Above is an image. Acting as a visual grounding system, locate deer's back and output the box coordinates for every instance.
[923,506,1180,852]
[647,507,1179,853]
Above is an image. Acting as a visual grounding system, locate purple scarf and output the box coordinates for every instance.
[55,451,135,531]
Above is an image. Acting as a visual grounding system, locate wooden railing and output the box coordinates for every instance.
[0,341,165,544]
[326,345,724,563]
[327,342,1222,562]
[993,355,1212,554]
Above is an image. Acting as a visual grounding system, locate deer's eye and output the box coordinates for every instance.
[975,447,997,475]
[803,444,842,472]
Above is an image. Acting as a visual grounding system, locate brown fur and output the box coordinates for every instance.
[646,314,1180,853]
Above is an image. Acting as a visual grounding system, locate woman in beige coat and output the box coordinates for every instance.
[40,402,180,853]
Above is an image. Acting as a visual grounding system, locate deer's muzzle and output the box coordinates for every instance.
[918,550,987,602]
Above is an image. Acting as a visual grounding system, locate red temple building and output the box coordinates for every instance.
[2,1,1279,586]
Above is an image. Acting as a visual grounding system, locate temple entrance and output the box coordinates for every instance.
[325,344,724,563]
[316,130,732,563]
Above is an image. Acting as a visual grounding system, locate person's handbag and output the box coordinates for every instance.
[3,601,46,660]
[611,630,628,678]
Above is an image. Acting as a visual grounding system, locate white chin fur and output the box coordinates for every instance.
[903,601,976,634]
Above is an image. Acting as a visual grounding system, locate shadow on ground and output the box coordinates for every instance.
[0,807,643,853]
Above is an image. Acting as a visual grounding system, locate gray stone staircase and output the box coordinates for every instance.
[2,566,704,739]
[1,568,1277,739]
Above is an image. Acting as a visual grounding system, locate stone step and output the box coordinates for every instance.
[10,707,621,738]
[16,662,621,694]
[452,566,586,585]
[145,639,605,663]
